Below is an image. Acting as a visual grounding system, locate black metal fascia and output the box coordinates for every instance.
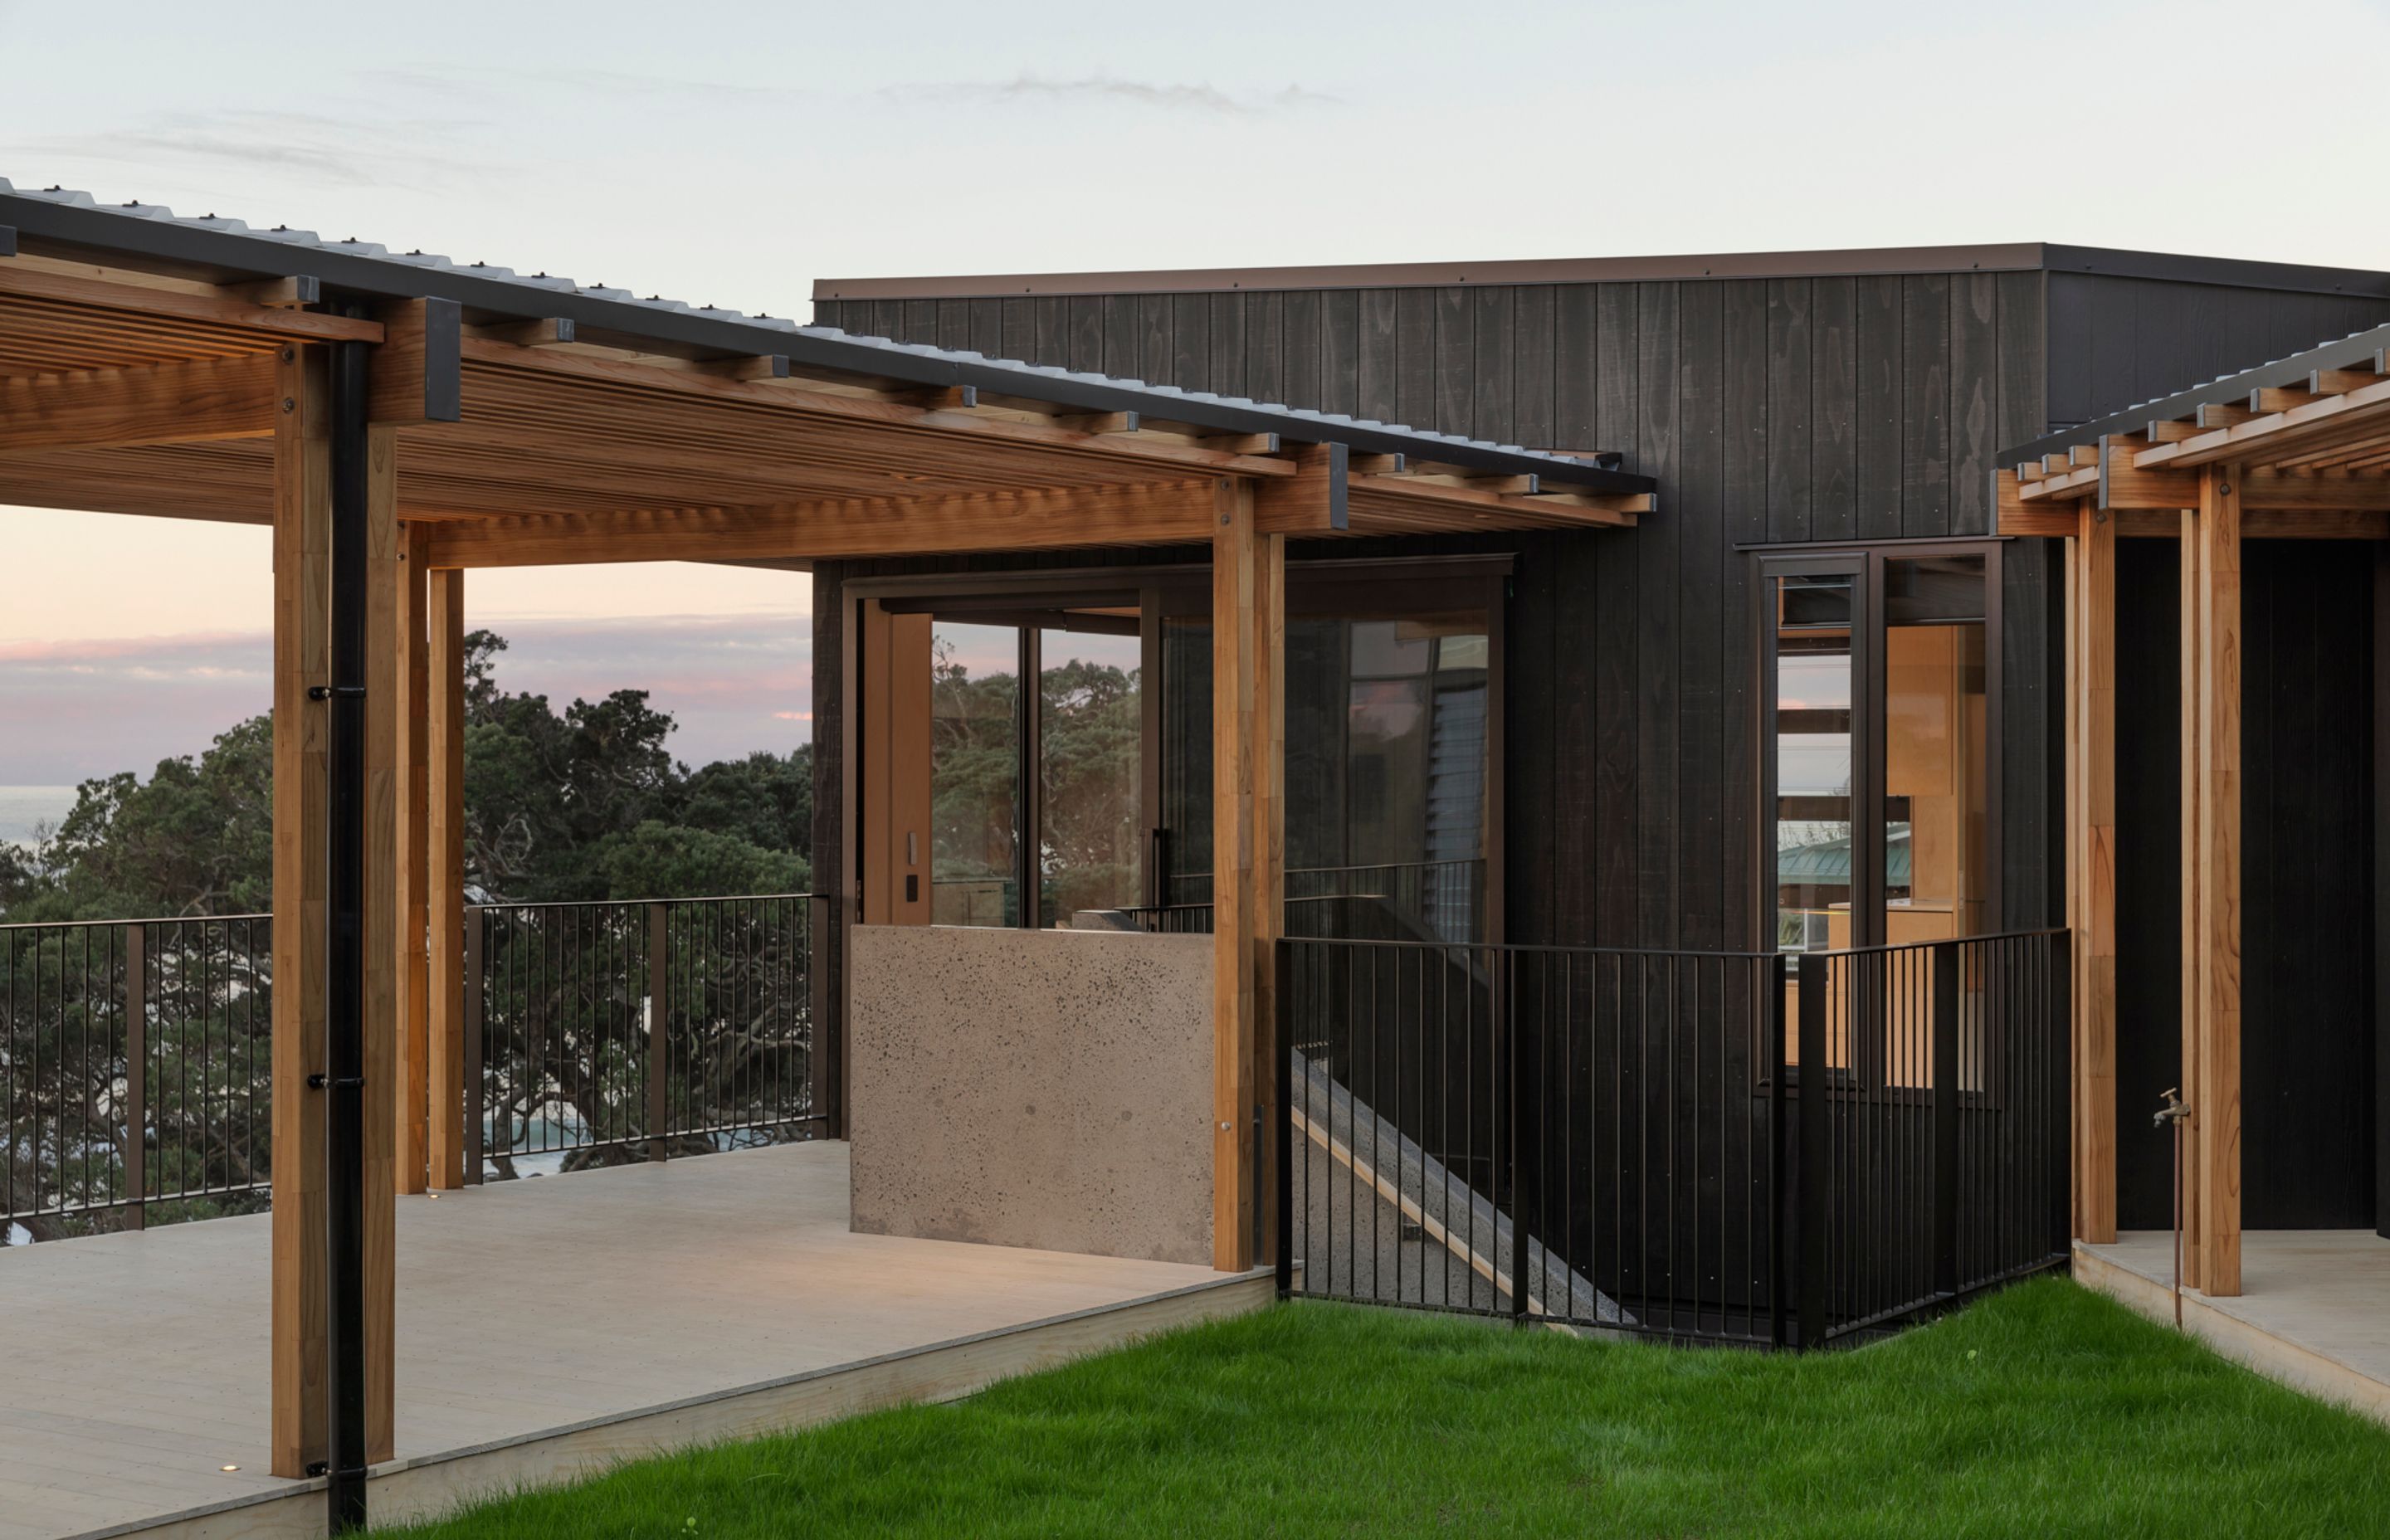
[0,224,15,259]
[0,192,1652,498]
[2042,243,2390,300]
[1996,319,2390,470]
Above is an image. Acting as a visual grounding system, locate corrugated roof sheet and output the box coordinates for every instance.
[0,178,1622,480]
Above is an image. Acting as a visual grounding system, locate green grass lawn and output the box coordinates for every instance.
[381,1278,2390,1539]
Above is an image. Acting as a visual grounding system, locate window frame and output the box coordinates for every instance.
[1753,539,2004,953]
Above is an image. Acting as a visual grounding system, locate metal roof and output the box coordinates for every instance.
[812,243,2390,304]
[0,178,1649,497]
[1999,319,2390,467]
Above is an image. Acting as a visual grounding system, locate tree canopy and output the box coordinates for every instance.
[0,629,812,922]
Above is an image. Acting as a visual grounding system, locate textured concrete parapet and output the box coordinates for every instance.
[849,924,1214,1265]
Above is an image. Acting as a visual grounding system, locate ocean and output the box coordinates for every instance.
[0,785,78,849]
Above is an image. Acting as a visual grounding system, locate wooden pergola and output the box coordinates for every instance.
[1997,322,2390,1297]
[0,188,1652,1491]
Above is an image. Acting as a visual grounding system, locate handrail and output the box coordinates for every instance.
[0,910,271,933]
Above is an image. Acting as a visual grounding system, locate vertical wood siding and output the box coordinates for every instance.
[817,274,2051,947]
[811,266,2380,950]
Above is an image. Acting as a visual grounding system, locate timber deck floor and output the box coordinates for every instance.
[0,1142,1249,1540]
[2075,1229,2390,1425]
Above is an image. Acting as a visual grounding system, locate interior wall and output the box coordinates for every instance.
[2114,539,2379,1231]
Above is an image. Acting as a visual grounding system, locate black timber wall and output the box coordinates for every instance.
[818,273,2057,945]
[2112,539,2379,1230]
[2045,273,2390,432]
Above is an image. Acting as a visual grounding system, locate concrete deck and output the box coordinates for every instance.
[0,1142,1260,1540]
[2074,1230,2390,1425]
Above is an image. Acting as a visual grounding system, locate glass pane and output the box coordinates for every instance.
[1883,555,1988,944]
[1163,607,1489,943]
[1039,626,1143,926]
[1773,573,1855,958]
[929,621,1019,927]
[1160,616,1212,906]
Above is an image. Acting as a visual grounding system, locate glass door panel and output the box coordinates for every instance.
[929,621,1020,927]
[1773,573,1857,956]
[1038,626,1143,926]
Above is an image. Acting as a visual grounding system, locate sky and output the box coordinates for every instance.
[3,0,2388,783]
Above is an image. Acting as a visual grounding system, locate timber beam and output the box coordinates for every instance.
[419,480,1227,568]
[0,352,276,452]
[0,258,383,343]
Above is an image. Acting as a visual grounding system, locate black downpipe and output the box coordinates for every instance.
[324,320,371,1533]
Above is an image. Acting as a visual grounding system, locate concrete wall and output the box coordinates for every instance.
[848,925,1214,1265]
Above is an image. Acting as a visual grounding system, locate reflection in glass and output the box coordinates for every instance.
[929,621,1019,927]
[1163,608,1490,943]
[1039,626,1142,926]
[1773,573,1855,956]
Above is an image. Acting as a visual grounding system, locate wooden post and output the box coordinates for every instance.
[426,566,467,1191]
[1211,477,1276,1272]
[269,348,403,1477]
[360,422,401,1464]
[271,343,334,1480]
[2072,504,2118,1244]
[1251,524,1285,1266]
[2178,508,2204,1288]
[395,524,430,1195]
[2194,465,2244,1296]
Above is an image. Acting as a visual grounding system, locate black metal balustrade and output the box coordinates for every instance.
[2,914,273,1241]
[467,894,827,1181]
[1275,929,2070,1348]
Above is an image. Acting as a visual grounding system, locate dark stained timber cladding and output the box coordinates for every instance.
[1635,281,1681,948]
[1854,275,1903,542]
[1765,279,1812,544]
[1720,280,1769,950]
[1435,287,1475,440]
[2239,542,2377,1229]
[1510,285,1554,451]
[1508,534,1559,945]
[821,262,2084,958]
[1356,290,1398,425]
[1171,294,1212,394]
[1675,282,1726,951]
[1396,288,1439,433]
[1949,274,1998,537]
[2113,540,2378,1230]
[2046,273,2390,426]
[1810,277,1858,542]
[1901,275,1951,537]
[1471,286,1514,446]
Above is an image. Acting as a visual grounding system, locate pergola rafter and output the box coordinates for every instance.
[1994,319,2390,1302]
[0,179,1658,1502]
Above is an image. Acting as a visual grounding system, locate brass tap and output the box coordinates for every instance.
[2153,1087,2190,1128]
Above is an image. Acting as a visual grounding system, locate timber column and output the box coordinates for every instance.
[1211,476,1283,1272]
[269,344,404,1479]
[2190,466,2243,1295]
[2070,504,2118,1242]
